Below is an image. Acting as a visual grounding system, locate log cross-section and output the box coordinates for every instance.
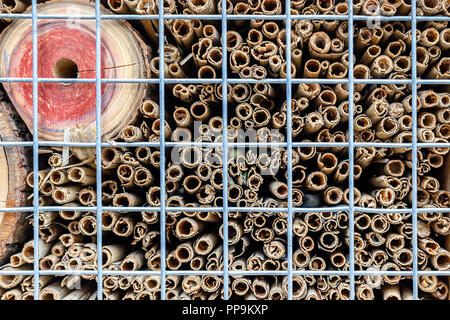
[0,1,151,142]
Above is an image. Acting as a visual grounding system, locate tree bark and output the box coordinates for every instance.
[0,101,32,264]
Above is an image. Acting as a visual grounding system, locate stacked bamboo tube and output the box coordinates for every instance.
[0,0,450,301]
[418,0,450,16]
[3,143,449,300]
[0,0,30,20]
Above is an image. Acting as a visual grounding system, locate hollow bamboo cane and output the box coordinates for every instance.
[175,217,204,240]
[121,251,144,271]
[39,282,71,300]
[112,192,142,208]
[67,167,96,185]
[113,217,135,237]
[79,215,97,236]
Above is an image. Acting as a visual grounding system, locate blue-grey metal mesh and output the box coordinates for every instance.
[0,0,449,300]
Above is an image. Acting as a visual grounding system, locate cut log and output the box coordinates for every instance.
[0,0,151,142]
[0,101,32,264]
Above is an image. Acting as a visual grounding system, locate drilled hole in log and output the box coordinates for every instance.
[53,58,78,79]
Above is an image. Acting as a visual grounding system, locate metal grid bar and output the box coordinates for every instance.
[4,205,450,214]
[411,0,419,300]
[2,0,448,301]
[94,0,103,300]
[3,269,450,276]
[158,0,167,300]
[3,141,450,148]
[3,141,450,149]
[2,77,450,85]
[285,0,293,300]
[0,13,449,21]
[31,0,39,300]
[347,0,356,300]
[220,0,230,301]
[0,204,446,211]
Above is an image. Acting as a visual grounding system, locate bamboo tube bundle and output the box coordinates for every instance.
[229,276,288,300]
[222,213,289,271]
[1,0,450,303]
[104,275,226,300]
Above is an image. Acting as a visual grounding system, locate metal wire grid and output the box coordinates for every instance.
[0,0,448,301]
